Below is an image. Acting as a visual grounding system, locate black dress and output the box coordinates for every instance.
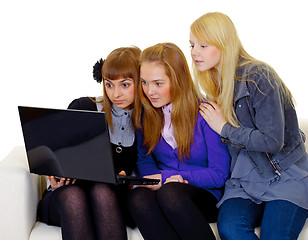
[68,97,137,176]
[37,97,137,228]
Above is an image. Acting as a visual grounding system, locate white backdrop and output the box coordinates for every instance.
[1,0,307,161]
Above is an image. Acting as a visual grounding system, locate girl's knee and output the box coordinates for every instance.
[127,187,153,210]
[156,183,187,211]
[157,182,183,201]
[57,184,85,201]
[217,211,237,238]
[91,182,113,196]
[55,185,88,211]
[217,205,258,240]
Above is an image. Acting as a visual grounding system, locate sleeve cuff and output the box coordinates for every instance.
[161,170,179,184]
[221,122,232,138]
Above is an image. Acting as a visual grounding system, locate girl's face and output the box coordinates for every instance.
[140,61,171,108]
[190,32,221,72]
[104,78,135,110]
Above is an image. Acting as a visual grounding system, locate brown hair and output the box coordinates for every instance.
[134,43,199,160]
[93,46,141,130]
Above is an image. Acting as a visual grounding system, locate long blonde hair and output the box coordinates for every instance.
[93,46,141,130]
[134,43,199,160]
[190,12,294,127]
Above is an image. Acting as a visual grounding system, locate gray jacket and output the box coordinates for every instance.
[221,62,306,178]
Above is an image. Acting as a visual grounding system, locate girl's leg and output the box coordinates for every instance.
[260,200,308,240]
[48,184,96,240]
[156,182,218,240]
[89,182,127,240]
[127,187,180,240]
[217,198,263,240]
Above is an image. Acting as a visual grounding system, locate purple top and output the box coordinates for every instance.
[136,112,230,200]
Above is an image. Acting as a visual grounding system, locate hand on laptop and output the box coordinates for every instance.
[118,170,126,176]
[142,174,162,191]
[164,175,189,184]
[118,171,134,189]
[46,176,77,191]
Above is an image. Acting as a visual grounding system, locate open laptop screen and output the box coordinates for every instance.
[18,106,117,184]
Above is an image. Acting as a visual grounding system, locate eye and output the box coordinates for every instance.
[141,79,147,85]
[201,44,208,48]
[190,44,194,48]
[105,82,113,88]
[156,82,162,86]
[122,83,130,88]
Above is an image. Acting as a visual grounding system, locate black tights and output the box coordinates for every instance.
[39,181,132,240]
[127,182,219,240]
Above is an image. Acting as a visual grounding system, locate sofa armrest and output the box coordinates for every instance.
[0,146,40,240]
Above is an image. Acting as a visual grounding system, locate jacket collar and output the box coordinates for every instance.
[233,79,250,103]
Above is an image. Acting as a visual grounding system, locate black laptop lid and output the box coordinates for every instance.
[18,106,118,184]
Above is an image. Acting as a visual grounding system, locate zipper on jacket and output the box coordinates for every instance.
[221,137,245,149]
[266,152,282,177]
[245,96,282,177]
[221,138,282,177]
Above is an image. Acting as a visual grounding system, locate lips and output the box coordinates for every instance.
[114,100,124,104]
[150,97,159,102]
[194,60,203,64]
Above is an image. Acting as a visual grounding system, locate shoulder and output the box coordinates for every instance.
[237,60,268,80]
[196,111,209,129]
[237,61,278,93]
[67,97,98,111]
[195,111,224,141]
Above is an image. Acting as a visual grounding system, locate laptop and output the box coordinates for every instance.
[18,106,160,185]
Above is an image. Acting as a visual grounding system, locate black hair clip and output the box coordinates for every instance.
[93,58,105,83]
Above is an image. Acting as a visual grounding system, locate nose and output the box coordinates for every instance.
[113,86,122,98]
[143,83,154,97]
[191,47,198,57]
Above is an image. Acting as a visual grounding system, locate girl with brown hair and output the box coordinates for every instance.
[127,42,230,240]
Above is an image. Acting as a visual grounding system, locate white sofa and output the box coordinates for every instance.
[1,119,308,240]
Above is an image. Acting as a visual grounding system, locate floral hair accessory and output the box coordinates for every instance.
[93,58,105,83]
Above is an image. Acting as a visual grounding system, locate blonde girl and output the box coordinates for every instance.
[190,12,308,240]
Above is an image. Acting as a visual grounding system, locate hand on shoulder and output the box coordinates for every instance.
[199,101,226,134]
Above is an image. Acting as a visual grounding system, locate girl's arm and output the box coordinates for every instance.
[136,129,161,177]
[201,68,286,154]
[221,70,285,153]
[160,120,230,189]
